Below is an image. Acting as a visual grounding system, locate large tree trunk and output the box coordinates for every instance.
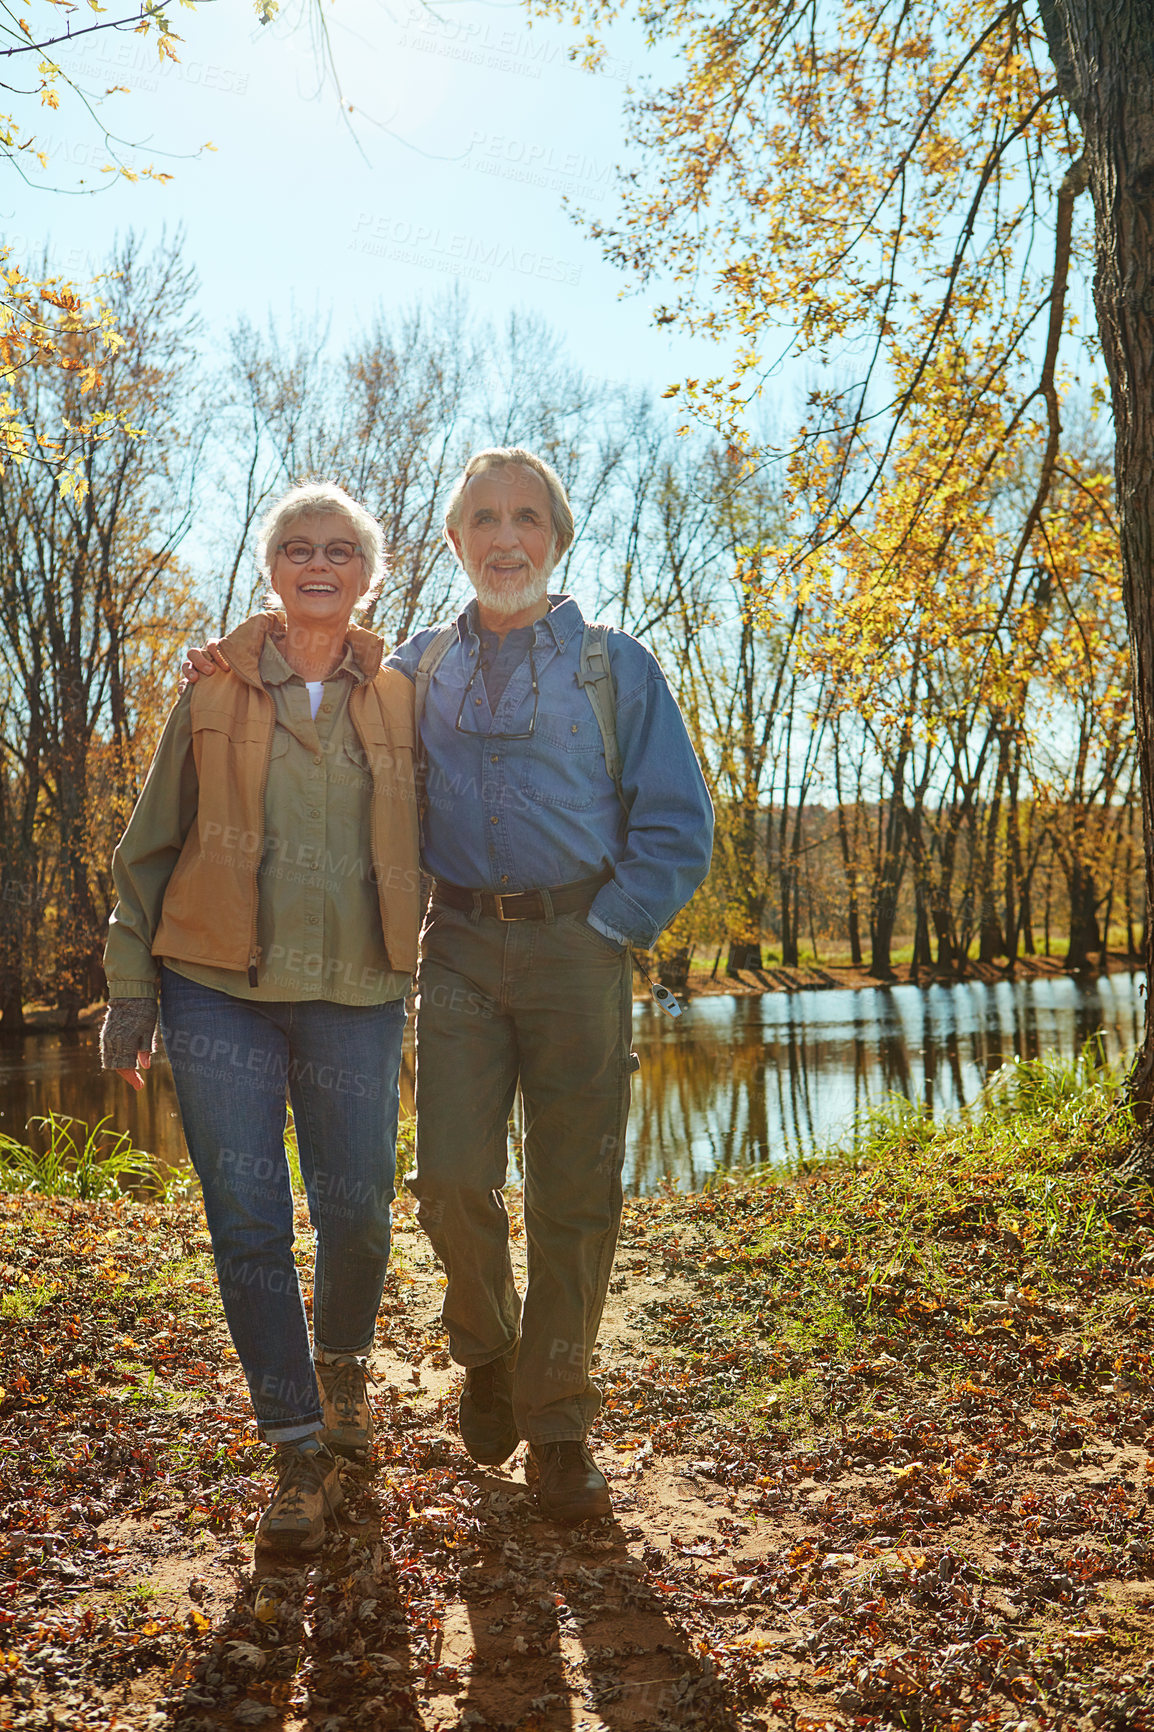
[1042,0,1154,1109]
[869,783,906,981]
[833,740,864,968]
[1065,855,1101,973]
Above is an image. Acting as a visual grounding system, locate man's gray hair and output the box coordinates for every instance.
[444,447,575,559]
[257,482,386,612]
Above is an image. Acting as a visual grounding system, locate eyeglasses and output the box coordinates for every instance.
[455,643,539,739]
[276,540,364,566]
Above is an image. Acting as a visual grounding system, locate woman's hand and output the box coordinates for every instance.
[116,1055,152,1092]
[101,999,159,1089]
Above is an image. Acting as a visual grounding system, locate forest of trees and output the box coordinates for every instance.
[0,234,1138,1027]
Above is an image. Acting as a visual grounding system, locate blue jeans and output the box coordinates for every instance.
[159,968,406,1443]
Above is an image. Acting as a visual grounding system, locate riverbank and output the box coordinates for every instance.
[6,950,1146,1035]
[2,1053,1152,1729]
[681,950,1145,999]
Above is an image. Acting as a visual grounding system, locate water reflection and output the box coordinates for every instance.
[623,972,1147,1192]
[0,973,1145,1196]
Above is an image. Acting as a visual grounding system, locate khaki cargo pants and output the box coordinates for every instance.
[409,899,633,1444]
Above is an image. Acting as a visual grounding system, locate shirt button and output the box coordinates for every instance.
[501,875,509,884]
[309,808,320,819]
[475,697,483,707]
[490,754,499,763]
[571,724,578,734]
[490,816,499,825]
[313,754,322,765]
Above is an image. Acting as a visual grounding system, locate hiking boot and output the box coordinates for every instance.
[459,1350,519,1465]
[256,1441,343,1552]
[527,1440,612,1523]
[317,1355,374,1460]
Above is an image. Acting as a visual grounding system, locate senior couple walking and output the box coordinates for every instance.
[100,446,713,1551]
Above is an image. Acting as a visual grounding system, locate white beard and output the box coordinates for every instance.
[467,553,555,616]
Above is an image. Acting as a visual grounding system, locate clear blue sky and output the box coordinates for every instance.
[5,0,730,394]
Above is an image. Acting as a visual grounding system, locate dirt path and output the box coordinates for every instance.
[3,1141,1154,1731]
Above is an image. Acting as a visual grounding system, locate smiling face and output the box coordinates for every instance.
[270,512,369,636]
[447,464,556,627]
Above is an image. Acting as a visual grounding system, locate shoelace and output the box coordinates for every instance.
[271,1448,337,1518]
[541,1440,592,1472]
[328,1360,369,1423]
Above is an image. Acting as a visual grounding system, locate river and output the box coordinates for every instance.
[0,971,1145,1195]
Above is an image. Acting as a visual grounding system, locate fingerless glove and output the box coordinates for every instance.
[100,997,158,1071]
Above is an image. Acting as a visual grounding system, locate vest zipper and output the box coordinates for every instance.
[248,683,275,989]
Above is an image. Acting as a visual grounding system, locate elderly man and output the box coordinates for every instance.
[387,447,713,1522]
[187,447,713,1522]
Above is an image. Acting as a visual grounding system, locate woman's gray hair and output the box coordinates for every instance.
[257,482,386,613]
[444,447,575,559]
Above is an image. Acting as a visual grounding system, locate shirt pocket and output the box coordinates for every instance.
[337,738,374,795]
[519,709,605,811]
[191,701,271,747]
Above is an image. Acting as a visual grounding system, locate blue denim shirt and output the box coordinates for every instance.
[385,595,714,947]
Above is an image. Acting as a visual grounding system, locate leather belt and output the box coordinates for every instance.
[431,871,610,922]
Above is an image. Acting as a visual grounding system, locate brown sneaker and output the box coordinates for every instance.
[527,1440,611,1523]
[256,1442,343,1552]
[316,1355,374,1460]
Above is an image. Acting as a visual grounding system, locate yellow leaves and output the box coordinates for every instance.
[39,286,82,313]
[253,1583,283,1623]
[0,248,132,498]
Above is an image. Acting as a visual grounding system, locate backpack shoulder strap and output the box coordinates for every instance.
[413,624,457,820]
[413,624,458,737]
[576,621,627,810]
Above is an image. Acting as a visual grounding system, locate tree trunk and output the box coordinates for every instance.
[1065,857,1100,973]
[1042,0,1154,1110]
[869,777,907,981]
[834,792,864,968]
[727,939,764,973]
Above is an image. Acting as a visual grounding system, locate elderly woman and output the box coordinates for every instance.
[101,483,419,1553]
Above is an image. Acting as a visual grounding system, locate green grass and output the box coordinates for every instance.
[678,1042,1145,1429]
[0,1101,416,1207]
[140,1252,217,1309]
[0,1279,61,1320]
[0,1111,174,1201]
[728,931,1143,971]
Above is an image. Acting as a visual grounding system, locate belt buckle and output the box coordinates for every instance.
[493,892,523,921]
